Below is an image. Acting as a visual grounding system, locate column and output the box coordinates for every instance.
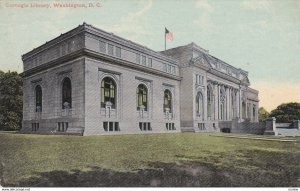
[213,83,219,120]
[204,86,207,121]
[235,89,239,119]
[238,87,242,121]
[218,84,221,120]
[226,87,230,121]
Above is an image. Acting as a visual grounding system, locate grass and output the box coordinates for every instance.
[0,131,299,187]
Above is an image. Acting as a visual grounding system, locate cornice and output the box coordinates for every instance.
[23,48,182,81]
[208,68,241,84]
[83,25,178,65]
[22,23,178,66]
[84,49,182,81]
[23,49,85,78]
[22,25,85,60]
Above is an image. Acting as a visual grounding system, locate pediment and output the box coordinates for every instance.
[192,55,212,69]
[241,75,250,85]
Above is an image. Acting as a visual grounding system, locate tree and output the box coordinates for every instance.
[258,107,269,122]
[269,102,300,123]
[0,70,23,131]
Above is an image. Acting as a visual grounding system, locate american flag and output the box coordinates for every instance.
[165,28,173,41]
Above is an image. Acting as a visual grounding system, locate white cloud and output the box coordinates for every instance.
[135,0,153,17]
[195,0,214,13]
[193,0,215,33]
[97,0,153,40]
[241,0,272,11]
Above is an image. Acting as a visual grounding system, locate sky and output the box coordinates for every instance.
[0,0,299,112]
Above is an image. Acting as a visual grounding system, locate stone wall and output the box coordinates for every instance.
[83,57,181,135]
[219,119,265,135]
[21,58,85,135]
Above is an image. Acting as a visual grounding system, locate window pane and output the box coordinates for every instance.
[109,122,113,131]
[136,54,140,64]
[101,77,116,108]
[99,41,106,53]
[103,122,108,131]
[115,122,119,131]
[35,85,42,112]
[148,58,152,67]
[137,84,148,111]
[116,47,121,58]
[62,78,72,109]
[108,44,113,55]
[142,56,146,65]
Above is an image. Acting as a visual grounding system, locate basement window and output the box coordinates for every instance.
[166,123,175,130]
[103,122,120,132]
[139,122,151,131]
[198,123,206,131]
[58,122,68,132]
[32,123,39,131]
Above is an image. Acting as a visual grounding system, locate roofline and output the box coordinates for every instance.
[22,22,178,64]
[163,42,250,76]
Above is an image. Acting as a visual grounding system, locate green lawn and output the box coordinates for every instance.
[0,131,299,187]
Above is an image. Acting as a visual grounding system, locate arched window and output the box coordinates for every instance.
[137,84,148,111]
[220,90,226,120]
[196,92,203,119]
[101,77,116,109]
[62,77,72,109]
[163,90,172,112]
[35,85,42,112]
[207,86,213,118]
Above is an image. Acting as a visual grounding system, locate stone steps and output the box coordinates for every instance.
[66,127,84,134]
[181,127,195,133]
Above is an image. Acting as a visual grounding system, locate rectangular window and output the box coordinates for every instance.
[198,123,205,131]
[57,122,68,132]
[166,123,175,131]
[109,122,114,131]
[103,122,108,131]
[115,122,119,131]
[147,122,151,131]
[142,55,146,65]
[103,122,120,132]
[139,122,152,131]
[196,75,204,85]
[99,41,106,53]
[32,123,39,131]
[62,44,67,56]
[148,58,152,67]
[108,44,114,55]
[115,47,121,58]
[136,53,140,64]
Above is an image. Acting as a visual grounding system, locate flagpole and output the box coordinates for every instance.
[164,27,166,50]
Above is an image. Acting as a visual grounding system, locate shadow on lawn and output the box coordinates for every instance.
[6,159,300,187]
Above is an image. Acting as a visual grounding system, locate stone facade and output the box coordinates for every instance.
[21,23,259,135]
[161,43,259,132]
